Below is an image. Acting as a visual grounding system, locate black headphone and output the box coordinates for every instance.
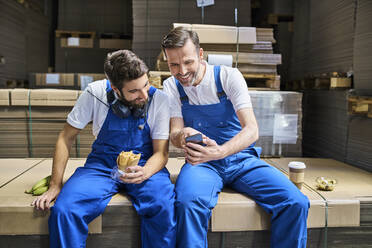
[107,90,148,119]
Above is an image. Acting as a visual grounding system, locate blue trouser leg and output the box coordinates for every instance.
[124,167,176,248]
[229,158,310,248]
[49,167,118,248]
[175,163,223,248]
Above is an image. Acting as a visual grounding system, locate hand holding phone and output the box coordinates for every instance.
[185,133,203,145]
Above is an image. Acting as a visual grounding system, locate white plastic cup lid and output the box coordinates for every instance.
[288,161,306,169]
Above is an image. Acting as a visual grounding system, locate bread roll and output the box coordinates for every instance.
[117,151,141,171]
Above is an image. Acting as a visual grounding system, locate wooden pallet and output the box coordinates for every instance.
[149,71,280,90]
[287,75,351,91]
[99,33,132,39]
[266,14,294,25]
[348,96,372,118]
[55,30,96,39]
[5,79,27,89]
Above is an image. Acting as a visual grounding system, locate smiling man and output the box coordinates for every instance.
[162,27,309,248]
[32,50,176,248]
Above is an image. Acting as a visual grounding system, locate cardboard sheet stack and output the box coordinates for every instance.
[0,0,49,87]
[302,90,372,173]
[290,0,355,81]
[0,89,94,158]
[353,0,372,90]
[169,91,303,157]
[156,23,281,76]
[132,0,252,69]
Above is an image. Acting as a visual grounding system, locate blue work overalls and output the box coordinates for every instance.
[174,66,309,248]
[49,83,176,248]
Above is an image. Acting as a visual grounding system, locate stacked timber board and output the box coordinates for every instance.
[1,158,372,247]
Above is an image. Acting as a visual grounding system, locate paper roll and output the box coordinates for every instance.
[207,54,233,67]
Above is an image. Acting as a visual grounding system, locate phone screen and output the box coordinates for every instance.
[185,133,203,145]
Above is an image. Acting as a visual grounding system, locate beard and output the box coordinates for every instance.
[118,90,148,110]
[177,60,202,87]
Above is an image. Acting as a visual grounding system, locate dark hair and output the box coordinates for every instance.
[104,50,148,89]
[161,26,200,53]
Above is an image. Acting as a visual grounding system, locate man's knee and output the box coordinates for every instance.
[288,193,309,214]
[175,190,212,213]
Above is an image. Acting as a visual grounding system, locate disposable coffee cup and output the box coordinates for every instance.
[288,161,306,189]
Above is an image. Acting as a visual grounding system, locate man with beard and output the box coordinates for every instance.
[161,27,309,248]
[32,50,176,248]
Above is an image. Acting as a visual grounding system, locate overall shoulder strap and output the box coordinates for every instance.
[213,66,227,100]
[175,78,189,104]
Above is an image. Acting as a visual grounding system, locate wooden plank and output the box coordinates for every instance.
[55,30,96,38]
[348,96,372,117]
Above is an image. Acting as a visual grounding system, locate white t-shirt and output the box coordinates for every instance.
[163,62,252,118]
[67,80,170,140]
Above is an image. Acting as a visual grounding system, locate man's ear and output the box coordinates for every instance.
[111,85,121,97]
[199,47,204,60]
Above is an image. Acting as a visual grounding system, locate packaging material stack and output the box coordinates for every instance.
[290,0,354,81]
[353,0,372,90]
[302,90,350,162]
[0,0,49,88]
[55,0,132,74]
[132,0,251,69]
[169,91,303,158]
[156,23,281,77]
[25,2,49,76]
[0,89,94,158]
[28,72,106,90]
[302,90,372,173]
[289,0,309,81]
[346,117,372,172]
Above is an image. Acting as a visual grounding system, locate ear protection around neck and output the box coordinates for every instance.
[107,90,147,119]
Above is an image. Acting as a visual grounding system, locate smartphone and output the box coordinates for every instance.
[185,133,203,145]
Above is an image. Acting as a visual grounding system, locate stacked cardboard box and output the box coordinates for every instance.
[169,91,303,157]
[0,89,95,158]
